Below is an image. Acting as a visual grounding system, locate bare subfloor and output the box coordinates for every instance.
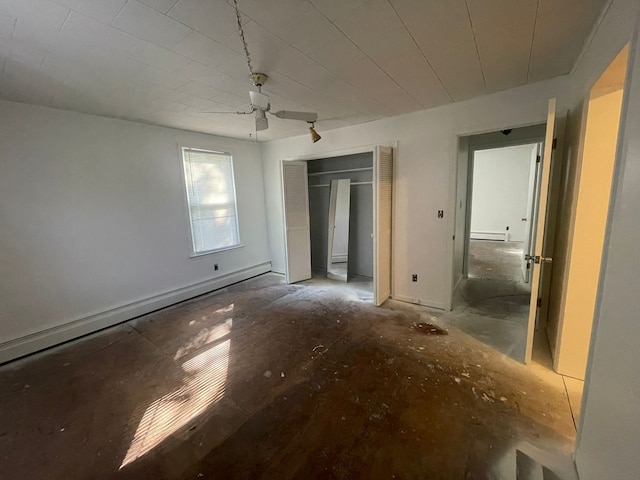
[445,240,531,362]
[0,273,577,479]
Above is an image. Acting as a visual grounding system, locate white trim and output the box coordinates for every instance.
[0,262,271,364]
[179,146,241,257]
[394,294,449,311]
[282,142,394,163]
[419,298,449,311]
[189,243,244,258]
[393,294,417,304]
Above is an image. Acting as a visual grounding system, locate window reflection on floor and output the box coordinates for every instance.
[120,313,233,469]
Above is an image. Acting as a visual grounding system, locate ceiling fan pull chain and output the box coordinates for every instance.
[232,0,255,78]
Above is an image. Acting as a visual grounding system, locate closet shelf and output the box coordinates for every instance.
[307,167,373,177]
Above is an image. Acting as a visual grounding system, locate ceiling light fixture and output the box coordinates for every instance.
[204,0,320,140]
[308,122,321,143]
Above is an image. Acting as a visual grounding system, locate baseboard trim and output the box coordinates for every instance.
[394,294,448,311]
[0,262,272,364]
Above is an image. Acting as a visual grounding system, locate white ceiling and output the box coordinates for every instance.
[0,0,607,141]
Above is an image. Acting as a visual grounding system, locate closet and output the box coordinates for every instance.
[282,145,393,306]
[307,153,374,281]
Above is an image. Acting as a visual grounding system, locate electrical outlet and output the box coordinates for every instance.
[412,274,418,282]
[214,264,219,271]
[437,210,444,219]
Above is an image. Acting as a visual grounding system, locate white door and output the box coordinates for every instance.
[373,146,393,306]
[524,99,556,363]
[282,160,311,284]
[521,144,542,283]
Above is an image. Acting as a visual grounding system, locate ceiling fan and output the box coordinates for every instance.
[240,73,321,140]
[204,0,322,142]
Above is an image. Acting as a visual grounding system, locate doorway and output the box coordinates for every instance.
[468,143,540,285]
[449,123,549,363]
[547,44,629,381]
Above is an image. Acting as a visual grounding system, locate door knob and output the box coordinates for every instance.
[525,254,553,264]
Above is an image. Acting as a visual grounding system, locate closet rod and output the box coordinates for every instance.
[308,181,372,188]
[307,167,373,177]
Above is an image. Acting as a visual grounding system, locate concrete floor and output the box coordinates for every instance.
[444,240,583,429]
[445,240,531,362]
[0,272,580,479]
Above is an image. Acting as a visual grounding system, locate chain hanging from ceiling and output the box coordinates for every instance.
[232,0,255,77]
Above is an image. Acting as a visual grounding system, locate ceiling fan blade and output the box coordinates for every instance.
[200,110,252,114]
[271,110,318,122]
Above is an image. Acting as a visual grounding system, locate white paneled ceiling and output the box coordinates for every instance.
[0,0,607,140]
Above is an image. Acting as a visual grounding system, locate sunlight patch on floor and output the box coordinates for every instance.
[175,314,233,361]
[120,322,231,469]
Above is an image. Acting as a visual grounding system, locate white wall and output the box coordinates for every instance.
[262,76,569,310]
[576,16,640,477]
[470,144,536,242]
[573,1,640,478]
[0,100,270,362]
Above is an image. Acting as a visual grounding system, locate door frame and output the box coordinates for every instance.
[450,120,562,364]
[280,142,397,300]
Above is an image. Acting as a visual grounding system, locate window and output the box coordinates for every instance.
[181,147,240,255]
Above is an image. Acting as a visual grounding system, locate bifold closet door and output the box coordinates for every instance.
[374,146,393,306]
[282,161,311,284]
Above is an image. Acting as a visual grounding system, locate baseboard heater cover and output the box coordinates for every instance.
[0,262,272,364]
[470,231,507,241]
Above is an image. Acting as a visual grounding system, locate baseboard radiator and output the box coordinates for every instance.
[470,231,508,241]
[0,262,272,364]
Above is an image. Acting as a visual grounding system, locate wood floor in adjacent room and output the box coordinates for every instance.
[0,273,577,479]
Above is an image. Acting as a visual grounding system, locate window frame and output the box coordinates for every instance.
[180,146,242,258]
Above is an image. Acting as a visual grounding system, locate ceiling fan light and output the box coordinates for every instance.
[255,109,268,131]
[309,124,321,143]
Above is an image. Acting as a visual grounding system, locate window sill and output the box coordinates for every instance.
[189,244,244,258]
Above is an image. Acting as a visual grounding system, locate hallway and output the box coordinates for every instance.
[446,240,530,362]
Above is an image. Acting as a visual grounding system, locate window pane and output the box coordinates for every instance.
[182,148,240,254]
